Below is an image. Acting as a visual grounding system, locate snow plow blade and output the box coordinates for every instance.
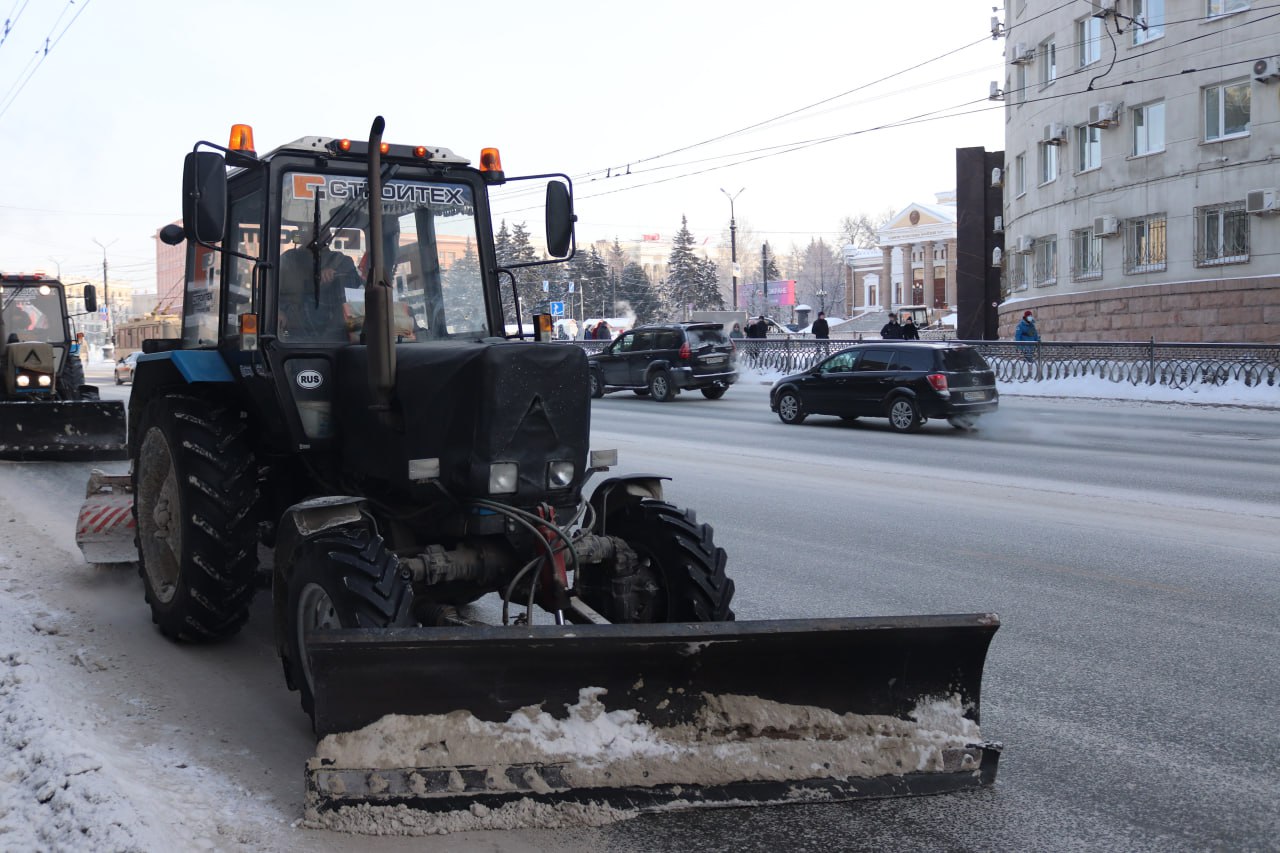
[304,613,1001,830]
[75,469,136,564]
[0,401,127,461]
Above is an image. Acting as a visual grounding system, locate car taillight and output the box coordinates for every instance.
[926,373,948,392]
[679,342,691,360]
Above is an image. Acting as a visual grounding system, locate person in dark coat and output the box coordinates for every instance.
[811,312,830,339]
[880,313,903,340]
[901,315,920,340]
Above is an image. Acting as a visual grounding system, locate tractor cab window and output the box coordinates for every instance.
[277,171,486,344]
[1,284,63,343]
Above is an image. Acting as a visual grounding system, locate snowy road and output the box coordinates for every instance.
[1,368,1277,851]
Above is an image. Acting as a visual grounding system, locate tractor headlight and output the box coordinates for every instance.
[488,462,519,495]
[547,460,575,489]
[37,375,52,387]
[16,374,30,387]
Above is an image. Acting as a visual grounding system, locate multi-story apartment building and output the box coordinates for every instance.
[1000,0,1279,342]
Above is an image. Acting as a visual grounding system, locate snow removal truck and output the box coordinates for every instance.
[75,118,1000,829]
[0,272,126,460]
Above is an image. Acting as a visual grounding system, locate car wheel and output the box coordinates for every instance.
[776,390,806,425]
[649,370,675,402]
[700,385,727,400]
[888,397,923,433]
[948,414,979,431]
[588,370,604,399]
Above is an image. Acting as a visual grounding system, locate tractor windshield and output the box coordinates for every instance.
[278,171,487,344]
[1,284,65,343]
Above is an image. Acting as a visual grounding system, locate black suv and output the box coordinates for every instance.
[769,341,998,432]
[588,323,738,401]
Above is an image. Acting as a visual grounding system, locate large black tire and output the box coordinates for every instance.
[133,395,260,641]
[281,525,414,720]
[59,355,86,400]
[648,370,676,402]
[598,500,735,622]
[588,369,605,399]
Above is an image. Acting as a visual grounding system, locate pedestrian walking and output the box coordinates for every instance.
[1014,309,1040,359]
[811,312,829,340]
[901,315,920,340]
[729,322,744,339]
[880,313,904,340]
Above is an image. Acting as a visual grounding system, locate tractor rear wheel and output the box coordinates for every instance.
[282,525,414,721]
[133,395,260,641]
[594,500,735,623]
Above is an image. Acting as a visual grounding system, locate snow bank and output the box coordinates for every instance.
[304,688,984,835]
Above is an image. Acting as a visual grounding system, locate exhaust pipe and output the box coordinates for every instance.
[364,116,395,424]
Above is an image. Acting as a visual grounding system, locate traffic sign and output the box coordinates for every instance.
[549,301,565,316]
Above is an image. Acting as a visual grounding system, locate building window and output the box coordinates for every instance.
[1077,124,1101,171]
[1015,63,1026,104]
[1039,40,1057,86]
[1015,153,1026,196]
[1194,202,1249,266]
[1071,228,1103,281]
[1038,142,1058,185]
[1007,251,1030,292]
[1133,0,1164,44]
[1132,102,1165,155]
[1123,214,1167,274]
[1077,16,1102,66]
[1204,81,1250,141]
[1033,235,1058,286]
[1207,0,1248,16]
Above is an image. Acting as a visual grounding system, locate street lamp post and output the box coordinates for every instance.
[720,187,744,311]
[92,238,118,348]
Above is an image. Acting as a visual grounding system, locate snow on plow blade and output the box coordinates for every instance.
[304,614,1001,832]
[0,401,127,461]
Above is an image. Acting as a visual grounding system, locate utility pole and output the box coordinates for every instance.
[92,238,118,348]
[720,187,744,311]
[761,241,771,315]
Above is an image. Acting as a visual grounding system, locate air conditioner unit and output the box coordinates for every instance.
[991,167,1003,187]
[1093,215,1119,237]
[1011,43,1035,64]
[991,16,1004,40]
[992,246,1004,267]
[1253,57,1280,83]
[1016,235,1035,253]
[1088,101,1119,128]
[989,81,1004,101]
[993,215,1004,232]
[1246,188,1279,214]
[1043,122,1068,145]
[1090,0,1118,16]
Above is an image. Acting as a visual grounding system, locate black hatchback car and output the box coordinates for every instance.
[588,323,738,401]
[769,342,998,432]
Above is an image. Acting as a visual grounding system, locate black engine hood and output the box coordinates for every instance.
[334,341,590,505]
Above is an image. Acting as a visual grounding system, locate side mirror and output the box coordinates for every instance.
[545,180,575,258]
[182,151,227,245]
[159,223,186,246]
[82,284,98,314]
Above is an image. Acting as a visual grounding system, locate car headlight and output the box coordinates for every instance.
[488,462,519,495]
[547,460,575,488]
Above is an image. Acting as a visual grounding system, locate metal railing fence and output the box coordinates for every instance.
[572,338,1280,391]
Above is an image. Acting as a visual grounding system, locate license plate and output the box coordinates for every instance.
[703,355,725,364]
[964,391,986,401]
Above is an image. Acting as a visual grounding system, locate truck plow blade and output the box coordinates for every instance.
[0,401,127,461]
[304,613,1001,832]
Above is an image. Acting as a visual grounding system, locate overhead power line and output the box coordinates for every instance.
[0,0,92,122]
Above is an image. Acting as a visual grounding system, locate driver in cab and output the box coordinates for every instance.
[278,225,363,342]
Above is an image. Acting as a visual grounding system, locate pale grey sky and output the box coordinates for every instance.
[0,0,1005,290]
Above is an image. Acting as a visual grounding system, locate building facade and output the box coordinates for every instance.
[1000,0,1279,341]
[842,196,959,315]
